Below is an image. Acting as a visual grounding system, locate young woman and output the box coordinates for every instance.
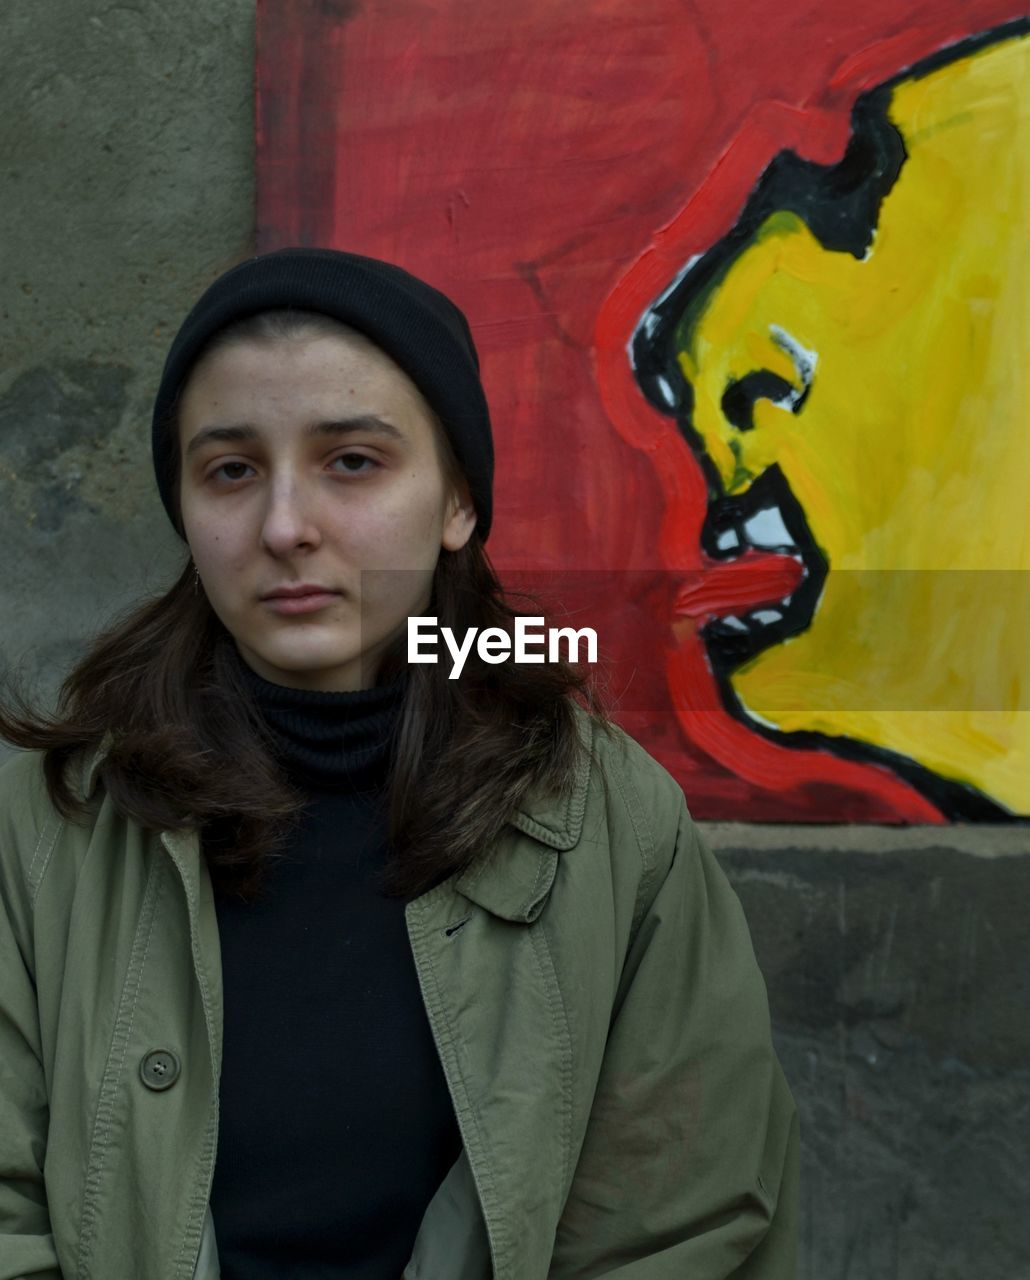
[0,248,798,1279]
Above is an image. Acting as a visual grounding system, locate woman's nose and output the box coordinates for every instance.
[259,476,323,555]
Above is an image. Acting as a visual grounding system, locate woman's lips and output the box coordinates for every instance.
[262,590,341,616]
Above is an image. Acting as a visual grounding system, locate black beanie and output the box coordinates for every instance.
[151,247,494,540]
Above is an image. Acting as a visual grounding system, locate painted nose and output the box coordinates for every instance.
[259,478,323,555]
[680,311,817,496]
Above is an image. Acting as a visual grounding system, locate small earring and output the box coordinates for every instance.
[193,564,200,595]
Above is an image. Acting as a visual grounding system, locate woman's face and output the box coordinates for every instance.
[177,328,475,691]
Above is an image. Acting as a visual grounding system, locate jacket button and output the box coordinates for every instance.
[140,1048,181,1091]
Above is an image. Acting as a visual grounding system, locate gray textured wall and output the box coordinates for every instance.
[713,826,1029,1279]
[1,5,1027,1278]
[1,1,254,708]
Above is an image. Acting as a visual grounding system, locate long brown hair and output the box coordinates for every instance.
[0,311,606,900]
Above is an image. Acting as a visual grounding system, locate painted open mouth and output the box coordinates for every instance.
[697,465,828,670]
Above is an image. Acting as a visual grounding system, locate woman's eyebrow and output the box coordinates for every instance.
[185,424,257,457]
[185,415,406,458]
[309,415,407,444]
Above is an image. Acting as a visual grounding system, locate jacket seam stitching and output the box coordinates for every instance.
[178,1096,219,1279]
[622,749,659,867]
[28,814,64,902]
[519,848,557,919]
[78,851,163,1277]
[170,847,219,1279]
[531,922,574,1197]
[607,760,657,941]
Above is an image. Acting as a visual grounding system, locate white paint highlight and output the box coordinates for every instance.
[769,323,818,410]
[743,505,794,549]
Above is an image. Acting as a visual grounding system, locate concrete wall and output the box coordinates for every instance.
[713,825,1029,1279]
[1,1,254,705]
[1,5,1026,1278]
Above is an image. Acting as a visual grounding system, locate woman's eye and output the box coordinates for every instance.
[212,461,254,483]
[331,453,376,474]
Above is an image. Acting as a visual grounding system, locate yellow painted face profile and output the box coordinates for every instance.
[633,25,1029,816]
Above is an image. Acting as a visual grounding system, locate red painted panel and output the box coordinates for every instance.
[256,0,1025,821]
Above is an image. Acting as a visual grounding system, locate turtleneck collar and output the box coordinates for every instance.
[234,650,407,793]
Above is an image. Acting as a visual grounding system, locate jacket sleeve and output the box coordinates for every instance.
[0,756,64,1279]
[551,784,799,1279]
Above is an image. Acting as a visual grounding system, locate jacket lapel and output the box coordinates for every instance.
[453,709,592,920]
[404,714,594,1276]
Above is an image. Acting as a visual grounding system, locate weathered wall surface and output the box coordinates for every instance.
[0,0,254,710]
[1,6,1027,1279]
[711,826,1030,1279]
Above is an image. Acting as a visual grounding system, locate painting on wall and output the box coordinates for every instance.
[256,0,1028,822]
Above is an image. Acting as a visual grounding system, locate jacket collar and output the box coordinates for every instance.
[80,709,594,926]
[81,731,114,800]
[455,709,593,923]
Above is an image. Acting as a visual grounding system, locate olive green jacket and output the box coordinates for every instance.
[0,714,798,1279]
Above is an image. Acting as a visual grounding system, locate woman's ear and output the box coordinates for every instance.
[441,480,477,552]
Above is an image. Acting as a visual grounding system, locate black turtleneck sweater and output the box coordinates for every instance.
[207,661,464,1279]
